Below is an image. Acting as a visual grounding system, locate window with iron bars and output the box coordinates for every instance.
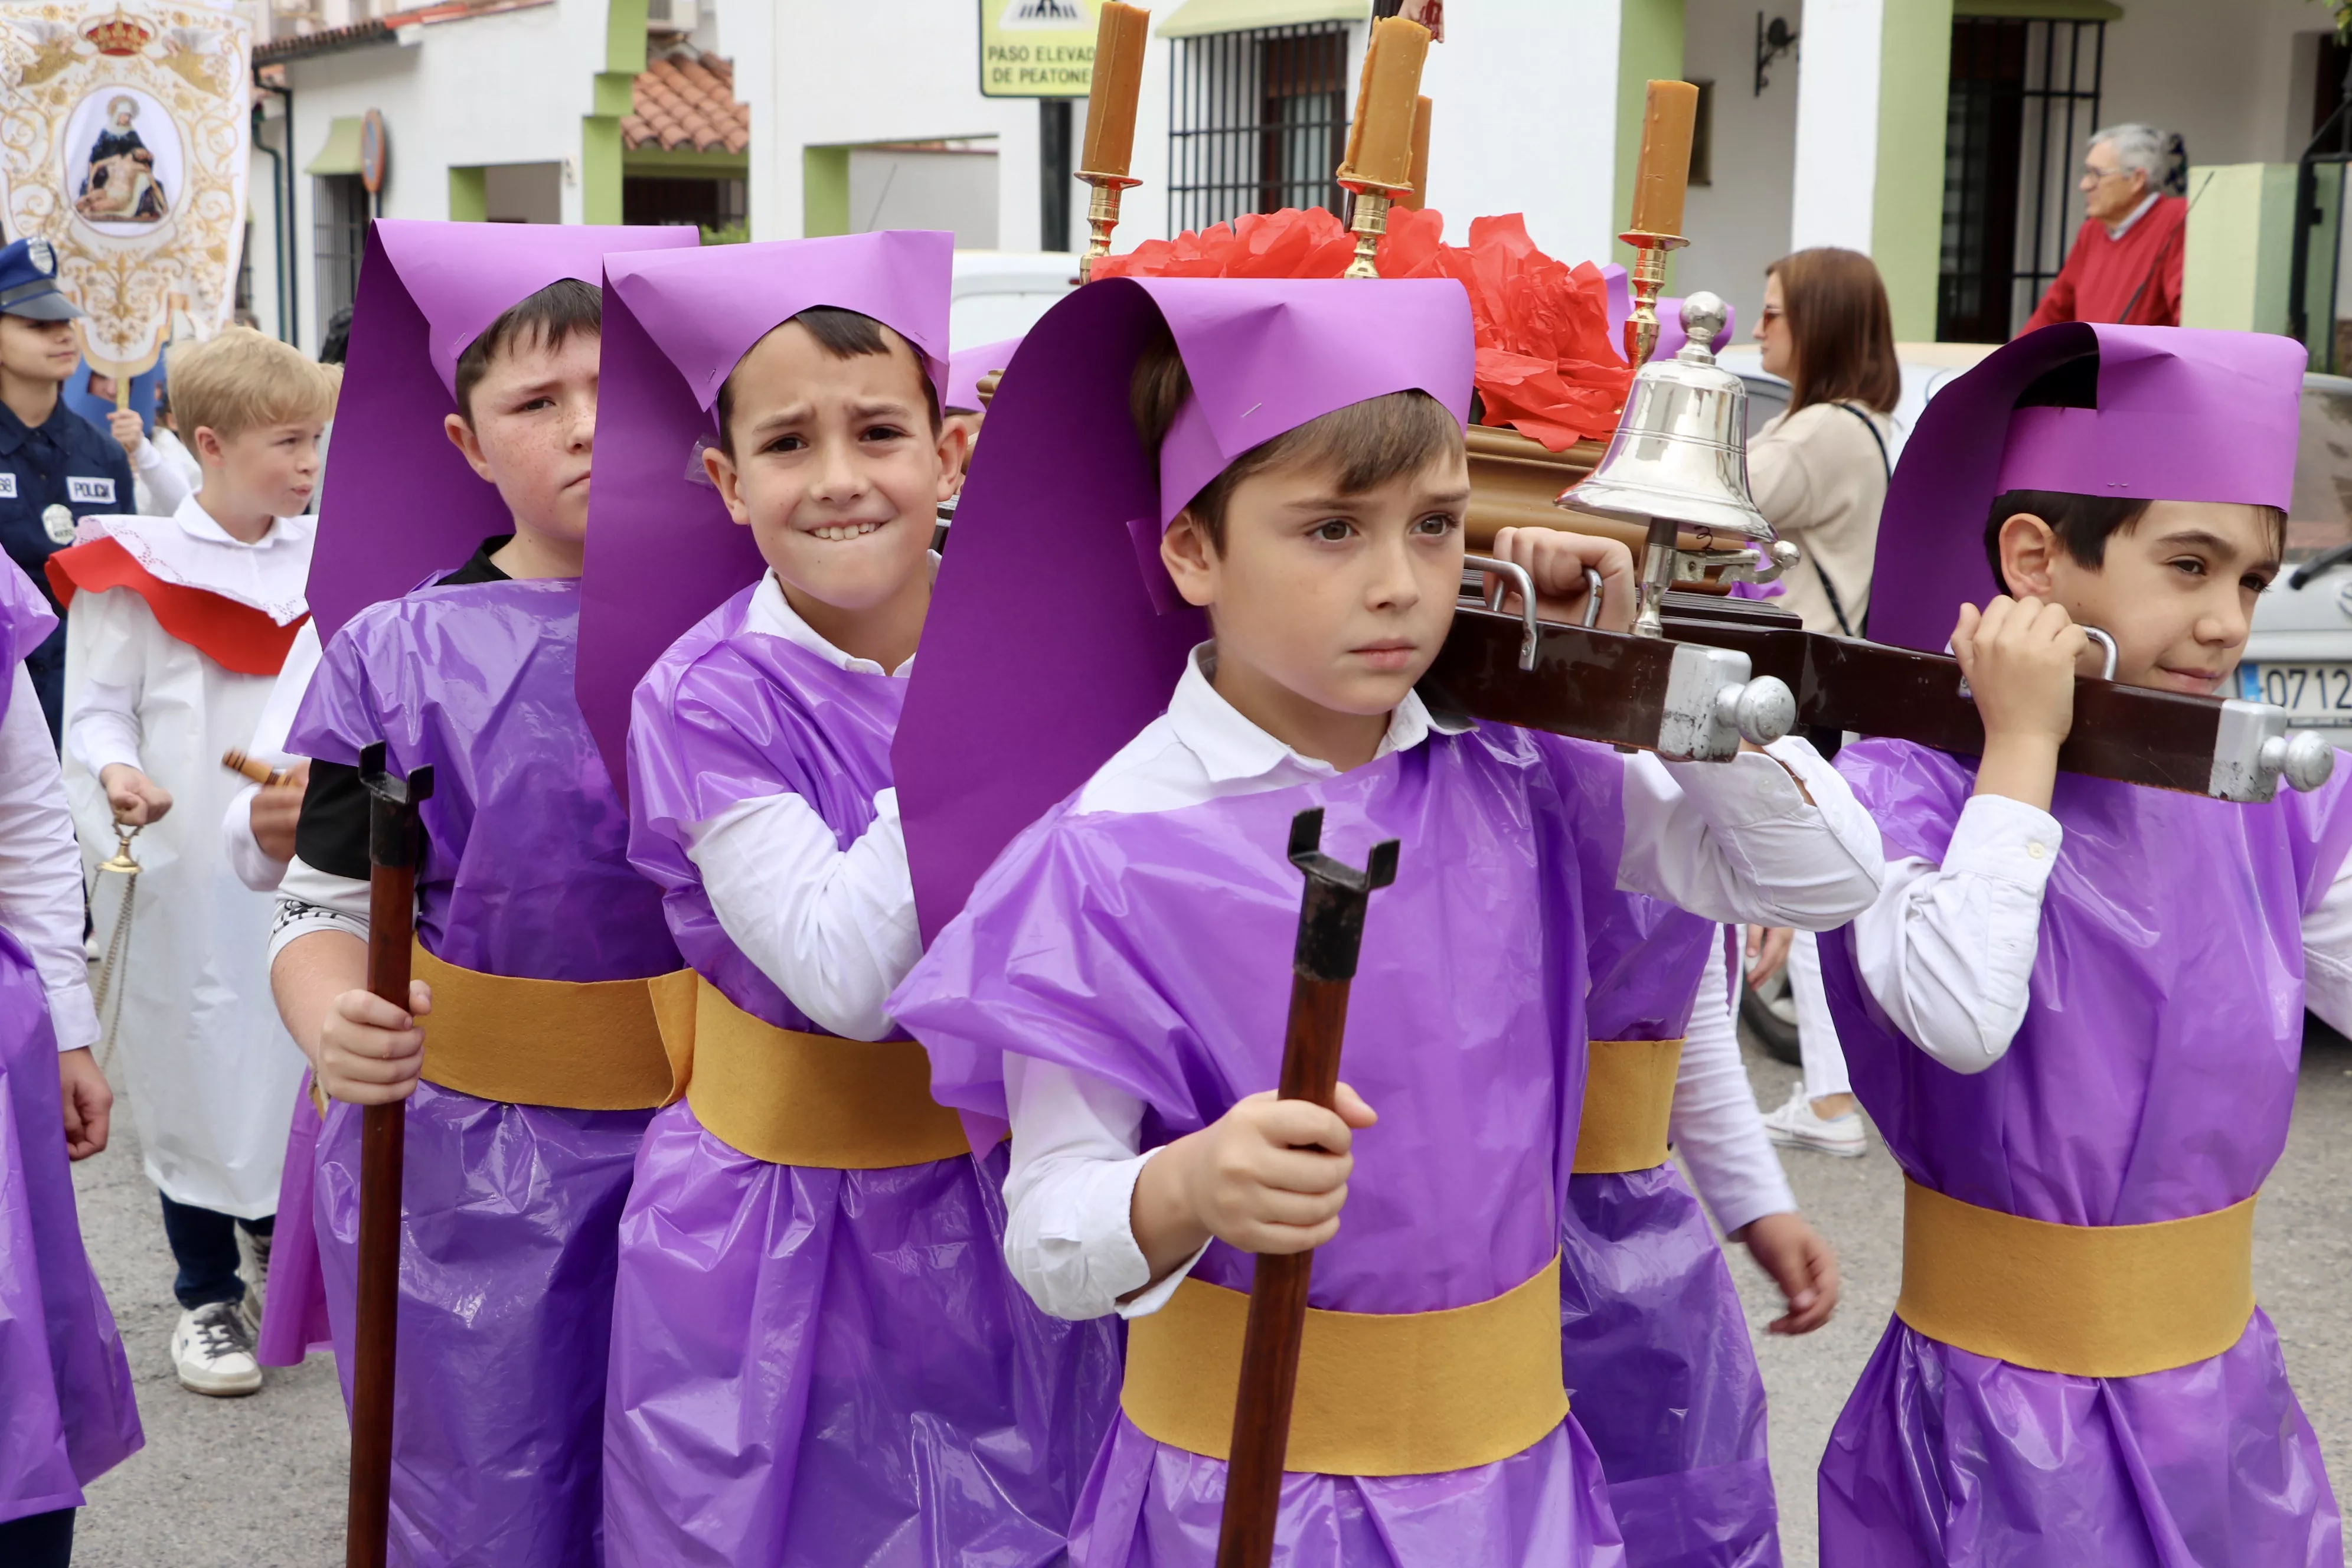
[1938,15,2106,342]
[1167,23,1351,234]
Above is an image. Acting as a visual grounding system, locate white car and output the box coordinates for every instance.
[2238,374,2352,749]
[949,251,1078,351]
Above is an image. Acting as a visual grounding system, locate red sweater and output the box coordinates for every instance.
[2020,194,2186,335]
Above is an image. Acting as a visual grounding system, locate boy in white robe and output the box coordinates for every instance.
[47,327,334,1397]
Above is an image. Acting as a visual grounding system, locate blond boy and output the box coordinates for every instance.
[47,327,333,1396]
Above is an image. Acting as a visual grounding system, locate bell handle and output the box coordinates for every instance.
[1464,555,1540,672]
[2079,626,2119,682]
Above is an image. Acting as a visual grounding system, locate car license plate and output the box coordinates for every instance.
[2239,663,2352,723]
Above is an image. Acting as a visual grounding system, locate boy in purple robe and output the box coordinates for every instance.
[1811,322,2350,1567]
[883,275,1887,1566]
[263,220,694,1568]
[0,556,139,1568]
[1566,900,1836,1567]
[570,230,1120,1565]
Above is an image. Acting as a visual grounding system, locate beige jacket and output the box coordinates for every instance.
[1748,401,1895,636]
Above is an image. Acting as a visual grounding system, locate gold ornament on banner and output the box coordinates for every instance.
[0,4,252,385]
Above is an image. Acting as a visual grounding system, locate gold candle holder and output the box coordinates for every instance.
[1618,228,1690,367]
[1340,178,1413,280]
[1076,172,1142,282]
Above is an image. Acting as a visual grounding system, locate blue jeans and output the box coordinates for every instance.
[157,1192,272,1311]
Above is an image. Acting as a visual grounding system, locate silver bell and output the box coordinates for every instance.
[1557,291,1776,551]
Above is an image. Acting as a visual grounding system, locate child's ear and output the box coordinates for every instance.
[1160,512,1217,609]
[1996,511,2062,599]
[702,443,751,527]
[442,412,495,485]
[933,418,969,502]
[191,424,227,468]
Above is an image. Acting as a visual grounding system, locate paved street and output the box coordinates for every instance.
[59,1021,2352,1566]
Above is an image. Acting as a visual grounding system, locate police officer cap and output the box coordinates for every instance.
[0,239,81,322]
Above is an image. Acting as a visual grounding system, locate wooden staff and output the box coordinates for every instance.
[346,740,433,1568]
[1216,808,1399,1568]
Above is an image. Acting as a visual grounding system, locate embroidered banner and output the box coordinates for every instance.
[0,2,251,378]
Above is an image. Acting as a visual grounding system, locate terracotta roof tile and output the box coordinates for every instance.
[626,49,749,155]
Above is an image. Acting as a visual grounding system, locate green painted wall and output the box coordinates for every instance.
[583,0,649,224]
[804,146,850,237]
[1874,0,1954,341]
[448,165,487,222]
[2181,164,2299,338]
[1612,0,1685,270]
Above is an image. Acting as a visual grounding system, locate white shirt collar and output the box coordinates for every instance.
[1164,642,1471,785]
[81,495,313,625]
[2105,190,2161,240]
[743,567,919,678]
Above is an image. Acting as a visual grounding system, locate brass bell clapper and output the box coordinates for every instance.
[1559,292,1799,638]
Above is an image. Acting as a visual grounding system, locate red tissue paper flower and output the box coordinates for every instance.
[1376,209,1631,450]
[1096,206,1630,452]
[1090,207,1359,281]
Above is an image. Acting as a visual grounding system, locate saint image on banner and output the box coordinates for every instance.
[71,92,169,224]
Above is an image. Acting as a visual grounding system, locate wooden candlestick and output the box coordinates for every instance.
[1337,16,1431,278]
[1074,2,1151,280]
[1619,80,1698,365]
[1080,2,1149,175]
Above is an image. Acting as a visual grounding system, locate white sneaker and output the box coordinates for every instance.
[172,1301,263,1397]
[1762,1084,1867,1158]
[237,1227,272,1341]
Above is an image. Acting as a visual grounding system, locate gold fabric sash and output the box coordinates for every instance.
[413,944,688,1110]
[1572,1037,1684,1174]
[1896,1177,2258,1377]
[652,971,974,1169]
[1121,1255,1569,1476]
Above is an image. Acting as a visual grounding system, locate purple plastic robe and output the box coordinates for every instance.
[603,587,1122,1566]
[254,1071,331,1367]
[891,724,1634,1567]
[1815,738,2352,1567]
[288,576,682,1568]
[1567,897,1776,1567]
[0,558,141,1524]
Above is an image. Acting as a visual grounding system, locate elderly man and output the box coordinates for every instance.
[2020,122,2184,334]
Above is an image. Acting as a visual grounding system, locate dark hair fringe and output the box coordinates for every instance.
[1128,329,1461,551]
[1983,488,2286,594]
[453,279,602,423]
[716,306,941,453]
[1766,247,1900,416]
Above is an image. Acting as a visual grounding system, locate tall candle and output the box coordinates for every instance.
[1080,3,1151,177]
[1340,17,1431,188]
[1626,79,1698,236]
[1398,95,1432,209]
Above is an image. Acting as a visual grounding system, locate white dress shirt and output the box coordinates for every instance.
[1672,932,1797,1236]
[1002,648,1881,1322]
[683,571,919,1041]
[0,667,101,1051]
[2105,190,2161,241]
[130,430,200,518]
[1809,789,2352,1074]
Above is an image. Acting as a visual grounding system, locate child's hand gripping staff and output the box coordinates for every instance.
[1204,809,1397,1568]
[345,741,433,1568]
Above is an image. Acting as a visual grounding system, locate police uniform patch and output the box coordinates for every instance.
[66,476,113,505]
[25,239,53,275]
[43,504,75,544]
[0,474,15,499]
